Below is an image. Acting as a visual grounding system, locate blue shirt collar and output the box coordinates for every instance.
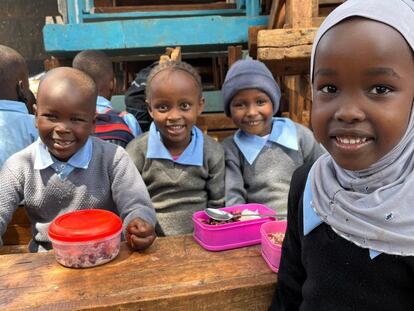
[96,96,112,109]
[234,117,299,165]
[34,137,93,170]
[147,122,204,166]
[0,99,29,114]
[303,172,381,259]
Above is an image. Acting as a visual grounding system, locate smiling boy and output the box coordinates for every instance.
[0,67,156,252]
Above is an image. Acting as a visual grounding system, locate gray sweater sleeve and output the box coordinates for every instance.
[222,137,247,207]
[125,133,148,174]
[110,146,157,230]
[0,163,23,248]
[295,123,325,164]
[204,135,225,209]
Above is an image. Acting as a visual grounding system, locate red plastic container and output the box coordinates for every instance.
[193,203,276,251]
[48,209,122,268]
[260,220,287,272]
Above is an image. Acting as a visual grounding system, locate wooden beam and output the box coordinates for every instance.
[312,0,319,17]
[227,45,242,68]
[285,0,312,28]
[248,25,267,58]
[257,27,317,60]
[267,0,284,29]
[93,3,236,12]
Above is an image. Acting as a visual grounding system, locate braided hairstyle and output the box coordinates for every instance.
[145,60,202,99]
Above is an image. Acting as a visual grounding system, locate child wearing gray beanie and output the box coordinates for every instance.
[221,59,323,214]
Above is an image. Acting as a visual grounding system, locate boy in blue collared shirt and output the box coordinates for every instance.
[0,45,38,168]
[72,50,142,138]
[0,67,156,252]
[221,59,323,215]
[126,61,225,236]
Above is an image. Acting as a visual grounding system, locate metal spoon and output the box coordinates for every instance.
[204,208,287,221]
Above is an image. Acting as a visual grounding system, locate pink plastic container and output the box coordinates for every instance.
[193,203,276,251]
[260,220,287,272]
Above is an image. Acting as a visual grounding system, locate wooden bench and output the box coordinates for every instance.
[197,112,237,142]
[0,235,277,310]
[0,207,31,255]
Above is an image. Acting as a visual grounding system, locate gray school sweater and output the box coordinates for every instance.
[222,123,324,215]
[0,137,156,252]
[126,132,225,236]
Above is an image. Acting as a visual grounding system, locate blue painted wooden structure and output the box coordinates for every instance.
[43,0,268,55]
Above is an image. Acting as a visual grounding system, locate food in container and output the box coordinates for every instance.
[260,220,287,272]
[48,209,122,268]
[193,203,277,251]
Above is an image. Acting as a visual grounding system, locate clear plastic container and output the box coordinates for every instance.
[260,220,287,272]
[48,209,122,268]
[192,203,277,251]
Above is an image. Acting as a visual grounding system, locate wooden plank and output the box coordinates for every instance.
[285,0,312,28]
[93,3,236,12]
[43,16,269,54]
[0,236,277,310]
[319,0,344,4]
[0,245,29,255]
[257,27,317,60]
[261,58,311,77]
[3,207,32,246]
[267,0,285,29]
[248,25,267,58]
[227,45,242,68]
[2,224,32,245]
[197,113,236,131]
[312,0,319,17]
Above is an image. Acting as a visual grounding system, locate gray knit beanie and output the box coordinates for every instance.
[222,59,281,117]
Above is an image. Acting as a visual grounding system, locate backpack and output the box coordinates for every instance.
[94,108,134,148]
[124,62,158,132]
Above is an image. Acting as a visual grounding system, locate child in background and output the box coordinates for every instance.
[0,45,38,168]
[270,0,414,309]
[0,67,156,252]
[72,50,142,143]
[126,61,225,236]
[222,59,323,215]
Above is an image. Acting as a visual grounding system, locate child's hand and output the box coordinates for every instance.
[126,217,156,251]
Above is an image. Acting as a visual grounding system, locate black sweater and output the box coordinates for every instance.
[269,163,414,311]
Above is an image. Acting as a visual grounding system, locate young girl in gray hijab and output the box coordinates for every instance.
[270,0,414,310]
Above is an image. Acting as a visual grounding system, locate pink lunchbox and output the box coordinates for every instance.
[193,203,276,251]
[260,220,287,272]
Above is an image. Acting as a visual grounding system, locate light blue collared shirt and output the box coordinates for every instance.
[146,122,204,166]
[0,100,38,168]
[233,117,299,165]
[96,96,142,137]
[303,173,381,259]
[34,137,93,179]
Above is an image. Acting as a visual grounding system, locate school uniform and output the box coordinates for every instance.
[270,163,414,311]
[0,136,156,252]
[223,118,323,214]
[0,100,38,168]
[126,123,225,236]
[271,0,414,309]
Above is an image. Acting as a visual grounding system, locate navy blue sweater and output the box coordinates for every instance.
[270,163,414,311]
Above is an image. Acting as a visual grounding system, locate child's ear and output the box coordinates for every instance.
[197,97,205,116]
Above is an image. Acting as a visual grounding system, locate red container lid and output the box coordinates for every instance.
[48,209,122,242]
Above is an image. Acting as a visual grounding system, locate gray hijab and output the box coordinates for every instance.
[309,0,414,256]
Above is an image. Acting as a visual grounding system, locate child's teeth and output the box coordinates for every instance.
[337,137,367,144]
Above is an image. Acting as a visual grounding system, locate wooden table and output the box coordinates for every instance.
[0,235,277,310]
